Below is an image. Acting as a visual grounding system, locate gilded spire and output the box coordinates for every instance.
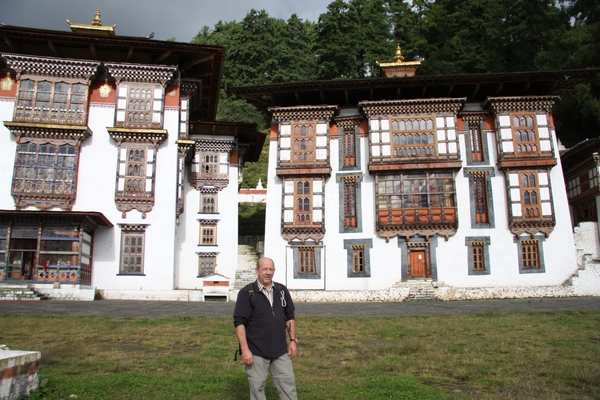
[376,43,422,78]
[67,9,116,36]
[393,44,405,63]
[92,9,102,26]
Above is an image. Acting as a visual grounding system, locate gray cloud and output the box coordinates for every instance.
[1,0,331,42]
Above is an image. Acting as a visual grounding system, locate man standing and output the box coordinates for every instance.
[234,257,298,400]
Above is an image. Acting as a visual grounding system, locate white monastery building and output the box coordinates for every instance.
[233,46,600,301]
[0,13,264,300]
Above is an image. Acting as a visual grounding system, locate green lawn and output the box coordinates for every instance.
[1,311,599,399]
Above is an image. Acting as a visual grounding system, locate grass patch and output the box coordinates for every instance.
[1,311,599,399]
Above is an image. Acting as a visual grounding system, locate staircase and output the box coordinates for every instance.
[235,244,258,289]
[0,285,48,301]
[401,281,441,302]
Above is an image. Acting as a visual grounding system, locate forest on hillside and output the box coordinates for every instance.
[191,0,600,188]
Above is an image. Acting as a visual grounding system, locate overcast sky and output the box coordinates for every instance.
[2,0,333,42]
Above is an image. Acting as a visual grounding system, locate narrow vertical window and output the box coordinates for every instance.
[291,124,315,162]
[295,181,311,224]
[298,247,316,274]
[469,125,484,162]
[125,148,146,194]
[343,130,356,167]
[521,240,540,269]
[471,242,486,271]
[351,245,365,273]
[120,229,145,275]
[474,175,489,224]
[344,179,357,228]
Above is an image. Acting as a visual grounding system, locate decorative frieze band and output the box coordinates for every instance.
[460,112,488,126]
[269,105,338,122]
[335,116,363,132]
[484,96,558,113]
[105,62,177,85]
[4,121,91,142]
[2,53,100,80]
[117,224,150,232]
[195,139,236,153]
[360,98,466,117]
[107,127,167,144]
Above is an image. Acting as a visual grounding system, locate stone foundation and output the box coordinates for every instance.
[0,347,41,400]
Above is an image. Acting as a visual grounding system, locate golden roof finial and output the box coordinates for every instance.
[393,44,405,63]
[67,9,116,36]
[376,43,421,78]
[92,9,102,26]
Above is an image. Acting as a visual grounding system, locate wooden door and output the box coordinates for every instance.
[410,250,427,278]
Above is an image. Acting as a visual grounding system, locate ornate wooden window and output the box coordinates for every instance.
[119,226,146,275]
[124,147,147,194]
[112,140,161,218]
[521,239,540,269]
[343,129,356,167]
[199,221,217,246]
[198,253,217,276]
[469,125,484,162]
[12,141,78,210]
[343,179,357,228]
[292,124,315,162]
[351,245,365,273]
[465,237,490,275]
[474,175,489,224]
[115,83,164,129]
[520,173,541,218]
[14,79,88,125]
[573,199,597,225]
[297,246,316,274]
[507,170,554,235]
[568,167,599,200]
[200,153,220,178]
[294,181,312,225]
[512,114,538,153]
[200,191,218,214]
[391,117,436,158]
[471,242,486,271]
[376,172,456,227]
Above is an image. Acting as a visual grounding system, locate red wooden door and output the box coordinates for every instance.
[410,250,427,278]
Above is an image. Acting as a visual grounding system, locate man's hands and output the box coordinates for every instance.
[242,348,254,366]
[288,341,297,359]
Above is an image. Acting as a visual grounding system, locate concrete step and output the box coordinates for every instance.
[0,285,48,301]
[404,289,440,302]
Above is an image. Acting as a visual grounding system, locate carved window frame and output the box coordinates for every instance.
[507,169,554,225]
[282,177,325,230]
[375,172,456,227]
[390,116,437,158]
[291,123,316,163]
[200,190,219,214]
[116,83,163,129]
[344,239,373,277]
[199,220,218,246]
[13,141,77,197]
[197,252,217,277]
[465,237,491,275]
[291,243,322,279]
[517,237,546,273]
[14,78,89,125]
[464,168,495,229]
[118,225,147,275]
